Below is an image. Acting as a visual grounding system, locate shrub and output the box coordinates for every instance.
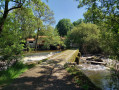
[0,29,24,61]
[66,23,101,54]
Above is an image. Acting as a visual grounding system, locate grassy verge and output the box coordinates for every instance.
[0,61,35,86]
[66,66,101,90]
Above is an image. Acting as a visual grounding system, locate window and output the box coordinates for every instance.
[29,41,33,43]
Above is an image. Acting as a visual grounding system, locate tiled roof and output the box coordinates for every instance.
[26,38,35,41]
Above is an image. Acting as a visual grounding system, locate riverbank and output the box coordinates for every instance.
[78,55,119,89]
[65,66,101,90]
[0,61,35,88]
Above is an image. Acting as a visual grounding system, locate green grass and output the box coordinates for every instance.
[0,61,35,86]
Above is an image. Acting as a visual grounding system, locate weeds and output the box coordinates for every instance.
[0,61,35,85]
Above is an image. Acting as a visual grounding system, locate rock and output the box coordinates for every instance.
[94,58,103,62]
[90,61,106,65]
[86,57,94,61]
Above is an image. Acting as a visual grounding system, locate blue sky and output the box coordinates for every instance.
[44,0,86,27]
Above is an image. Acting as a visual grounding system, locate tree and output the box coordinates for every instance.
[77,0,119,30]
[73,19,86,26]
[0,12,24,60]
[14,8,37,39]
[66,23,100,54]
[38,25,64,49]
[56,19,74,36]
[0,0,49,34]
[0,0,27,34]
[31,0,55,51]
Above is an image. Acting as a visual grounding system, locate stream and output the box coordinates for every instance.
[78,56,119,90]
[23,50,61,63]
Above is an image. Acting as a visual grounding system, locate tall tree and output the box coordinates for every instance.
[0,0,49,34]
[73,19,86,26]
[77,0,119,28]
[0,0,27,34]
[56,19,73,36]
[66,23,100,54]
[14,8,36,39]
[31,0,55,50]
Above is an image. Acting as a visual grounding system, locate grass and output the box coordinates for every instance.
[38,59,48,64]
[0,61,35,86]
[66,66,101,90]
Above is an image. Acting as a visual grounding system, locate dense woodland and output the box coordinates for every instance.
[0,0,119,61]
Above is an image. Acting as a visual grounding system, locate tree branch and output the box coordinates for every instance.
[7,5,22,12]
[12,0,19,3]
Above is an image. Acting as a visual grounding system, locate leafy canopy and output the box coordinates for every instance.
[56,19,74,36]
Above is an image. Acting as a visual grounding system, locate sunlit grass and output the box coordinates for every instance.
[0,61,35,85]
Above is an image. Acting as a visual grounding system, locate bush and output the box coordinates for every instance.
[99,28,119,59]
[66,23,101,54]
[0,29,24,61]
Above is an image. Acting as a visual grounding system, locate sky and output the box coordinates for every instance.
[44,0,86,27]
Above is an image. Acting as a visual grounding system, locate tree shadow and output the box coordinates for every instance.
[2,68,81,90]
[2,57,81,90]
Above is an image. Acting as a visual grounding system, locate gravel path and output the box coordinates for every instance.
[2,50,80,90]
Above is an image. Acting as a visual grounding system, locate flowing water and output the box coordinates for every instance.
[78,56,119,90]
[23,50,61,63]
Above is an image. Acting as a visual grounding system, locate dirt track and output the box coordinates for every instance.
[2,50,80,90]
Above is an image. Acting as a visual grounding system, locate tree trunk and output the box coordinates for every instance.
[0,13,8,34]
[0,0,9,34]
[35,28,39,51]
[0,22,4,34]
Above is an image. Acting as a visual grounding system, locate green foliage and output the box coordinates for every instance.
[99,28,119,59]
[76,0,119,58]
[56,19,74,36]
[0,0,55,60]
[0,13,24,60]
[73,19,86,26]
[38,25,65,49]
[14,8,37,39]
[66,23,100,54]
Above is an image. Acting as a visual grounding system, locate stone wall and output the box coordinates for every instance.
[0,60,17,71]
[66,49,81,65]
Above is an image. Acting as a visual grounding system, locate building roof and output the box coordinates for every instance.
[38,36,47,38]
[27,38,35,41]
[26,36,47,41]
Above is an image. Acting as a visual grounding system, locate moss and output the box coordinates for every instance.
[68,49,80,62]
[66,66,101,90]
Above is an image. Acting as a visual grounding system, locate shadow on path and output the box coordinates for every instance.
[2,50,81,90]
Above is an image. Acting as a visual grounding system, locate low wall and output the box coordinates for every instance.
[66,49,81,64]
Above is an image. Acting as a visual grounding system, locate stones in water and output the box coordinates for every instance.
[85,56,106,65]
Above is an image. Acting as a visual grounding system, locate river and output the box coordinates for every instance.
[78,56,119,90]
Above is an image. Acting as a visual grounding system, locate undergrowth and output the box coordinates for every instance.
[0,61,35,85]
